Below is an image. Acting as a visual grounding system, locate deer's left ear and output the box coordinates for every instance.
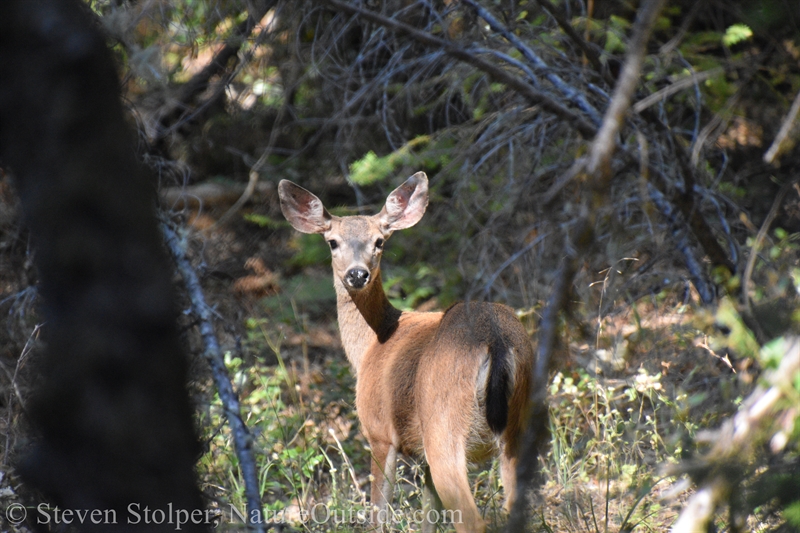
[379,172,429,233]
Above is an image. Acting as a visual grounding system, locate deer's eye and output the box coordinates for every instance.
[375,238,384,250]
[328,239,339,250]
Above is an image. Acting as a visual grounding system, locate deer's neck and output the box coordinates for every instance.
[334,270,401,373]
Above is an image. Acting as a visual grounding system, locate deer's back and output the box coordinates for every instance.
[355,302,533,458]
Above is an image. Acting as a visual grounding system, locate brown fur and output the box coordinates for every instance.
[279,172,535,533]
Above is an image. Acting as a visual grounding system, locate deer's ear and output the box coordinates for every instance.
[278,180,332,234]
[379,172,429,233]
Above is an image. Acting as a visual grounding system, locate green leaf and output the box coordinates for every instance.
[786,501,800,527]
[722,24,753,47]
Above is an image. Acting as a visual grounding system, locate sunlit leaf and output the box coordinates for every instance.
[722,23,753,47]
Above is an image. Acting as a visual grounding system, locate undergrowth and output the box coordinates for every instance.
[195,296,739,532]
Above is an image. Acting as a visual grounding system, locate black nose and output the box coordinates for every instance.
[345,268,370,289]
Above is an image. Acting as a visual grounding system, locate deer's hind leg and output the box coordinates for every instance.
[424,431,486,533]
[421,465,443,533]
[369,440,397,526]
[499,443,518,513]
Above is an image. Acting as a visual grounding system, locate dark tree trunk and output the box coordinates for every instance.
[0,0,207,530]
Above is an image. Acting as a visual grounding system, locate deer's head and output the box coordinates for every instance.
[278,172,429,292]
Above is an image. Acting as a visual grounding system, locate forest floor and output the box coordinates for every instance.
[0,179,761,532]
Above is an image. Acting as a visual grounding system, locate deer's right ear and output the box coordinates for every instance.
[278,180,332,234]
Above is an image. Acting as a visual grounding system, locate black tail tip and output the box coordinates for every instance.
[485,342,511,434]
[486,396,509,434]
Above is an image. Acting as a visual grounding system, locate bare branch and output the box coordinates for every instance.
[323,0,598,138]
[741,180,797,341]
[633,67,724,114]
[648,184,715,304]
[461,0,602,125]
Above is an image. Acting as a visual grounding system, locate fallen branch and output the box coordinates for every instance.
[323,0,598,138]
[161,180,275,209]
[162,222,266,533]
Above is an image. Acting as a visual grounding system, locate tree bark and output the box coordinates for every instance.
[0,0,207,530]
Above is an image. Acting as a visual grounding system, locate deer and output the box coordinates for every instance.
[278,172,534,533]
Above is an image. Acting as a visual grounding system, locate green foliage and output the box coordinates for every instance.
[604,16,631,54]
[761,337,790,370]
[383,265,437,311]
[198,327,360,520]
[349,135,454,186]
[712,297,761,359]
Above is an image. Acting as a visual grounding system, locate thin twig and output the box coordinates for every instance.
[633,67,724,113]
[658,0,702,55]
[690,94,738,167]
[2,323,41,465]
[741,179,797,340]
[763,88,800,165]
[533,0,606,77]
[161,222,266,533]
[209,102,287,231]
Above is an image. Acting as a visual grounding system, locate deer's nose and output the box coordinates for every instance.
[345,268,370,289]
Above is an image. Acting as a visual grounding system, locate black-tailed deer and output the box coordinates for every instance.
[278,172,534,533]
